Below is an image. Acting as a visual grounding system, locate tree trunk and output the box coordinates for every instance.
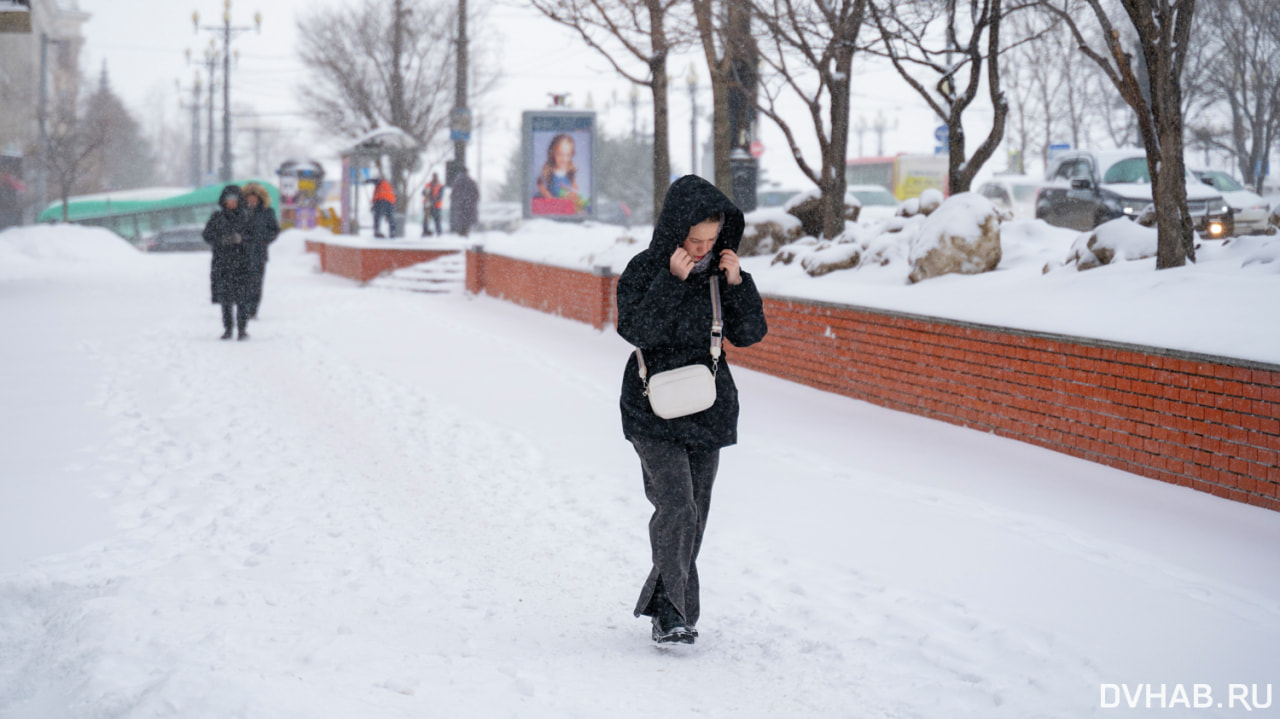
[692,0,734,196]
[821,47,854,239]
[649,2,671,219]
[1151,66,1192,268]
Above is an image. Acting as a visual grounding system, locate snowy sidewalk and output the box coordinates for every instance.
[1,229,1278,718]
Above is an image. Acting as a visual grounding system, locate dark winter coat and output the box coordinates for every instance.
[202,185,252,305]
[243,205,280,267]
[451,172,479,232]
[617,175,768,450]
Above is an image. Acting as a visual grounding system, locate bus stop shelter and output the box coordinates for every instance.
[339,127,420,237]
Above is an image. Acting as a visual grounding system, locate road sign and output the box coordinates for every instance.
[450,108,472,143]
[934,125,948,144]
[749,140,764,158]
[1048,143,1071,160]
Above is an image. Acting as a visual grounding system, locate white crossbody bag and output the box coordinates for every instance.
[635,278,724,420]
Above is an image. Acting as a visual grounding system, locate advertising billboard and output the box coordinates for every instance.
[523,110,595,220]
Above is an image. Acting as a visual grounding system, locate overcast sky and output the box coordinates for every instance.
[76,0,950,195]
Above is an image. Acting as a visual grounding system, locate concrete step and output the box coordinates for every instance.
[368,253,465,294]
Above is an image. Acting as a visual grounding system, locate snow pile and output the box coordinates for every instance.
[0,224,141,279]
[478,218,649,274]
[1057,218,1158,271]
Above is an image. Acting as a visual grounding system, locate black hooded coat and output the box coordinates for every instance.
[617,175,768,450]
[202,185,252,305]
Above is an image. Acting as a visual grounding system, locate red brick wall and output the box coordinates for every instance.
[467,250,617,329]
[466,250,1280,512]
[309,239,455,283]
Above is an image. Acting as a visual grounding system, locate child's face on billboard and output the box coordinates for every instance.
[553,139,574,169]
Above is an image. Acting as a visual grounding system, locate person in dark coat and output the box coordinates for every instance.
[450,167,479,237]
[202,184,253,340]
[616,174,768,644]
[240,182,280,320]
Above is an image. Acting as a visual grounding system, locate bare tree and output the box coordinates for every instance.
[529,0,683,218]
[44,88,107,221]
[1039,0,1199,268]
[296,0,479,215]
[1197,0,1280,192]
[869,0,1016,194]
[751,0,870,239]
[1003,11,1101,167]
[75,65,156,195]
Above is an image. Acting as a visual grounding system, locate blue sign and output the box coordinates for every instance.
[934,125,948,143]
[450,108,472,143]
[1048,143,1071,160]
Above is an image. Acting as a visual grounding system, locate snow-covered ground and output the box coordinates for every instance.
[1,224,1278,718]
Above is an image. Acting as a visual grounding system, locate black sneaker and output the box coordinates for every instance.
[220,329,233,340]
[651,614,695,644]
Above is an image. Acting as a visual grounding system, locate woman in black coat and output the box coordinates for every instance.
[240,182,280,320]
[202,184,253,340]
[616,175,768,644]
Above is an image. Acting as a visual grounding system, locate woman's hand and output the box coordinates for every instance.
[719,249,742,285]
[670,247,695,281]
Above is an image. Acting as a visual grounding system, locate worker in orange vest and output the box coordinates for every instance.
[422,173,444,236]
[371,177,397,238]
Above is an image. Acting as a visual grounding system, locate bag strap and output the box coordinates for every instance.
[635,275,725,393]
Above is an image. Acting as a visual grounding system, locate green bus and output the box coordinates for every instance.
[37,180,281,244]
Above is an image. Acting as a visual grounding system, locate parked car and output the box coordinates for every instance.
[141,224,209,252]
[1189,169,1271,235]
[1036,149,1231,239]
[757,184,803,208]
[847,184,900,223]
[976,175,1043,219]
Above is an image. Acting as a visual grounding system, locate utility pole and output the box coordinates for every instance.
[187,40,219,183]
[178,73,203,187]
[193,0,260,182]
[447,0,470,185]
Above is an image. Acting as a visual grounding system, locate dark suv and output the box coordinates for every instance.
[1036,149,1231,238]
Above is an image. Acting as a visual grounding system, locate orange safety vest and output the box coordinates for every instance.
[426,182,443,209]
[373,179,396,204]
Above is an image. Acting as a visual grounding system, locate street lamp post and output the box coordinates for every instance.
[872,109,897,157]
[854,115,867,158]
[193,0,260,182]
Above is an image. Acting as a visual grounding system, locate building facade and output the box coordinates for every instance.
[0,0,89,226]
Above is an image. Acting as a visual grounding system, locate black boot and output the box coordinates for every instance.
[221,303,234,339]
[648,589,695,644]
[651,613,695,644]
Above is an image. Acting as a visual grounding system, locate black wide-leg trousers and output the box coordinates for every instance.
[630,436,720,626]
